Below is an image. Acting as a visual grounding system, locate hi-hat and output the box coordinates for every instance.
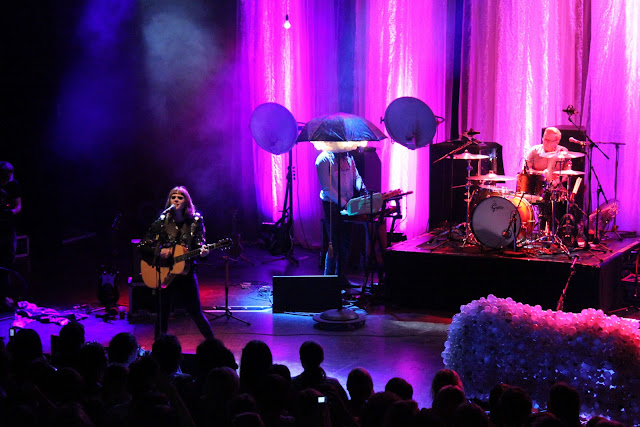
[468,172,516,181]
[540,150,585,159]
[553,169,585,176]
[453,150,489,160]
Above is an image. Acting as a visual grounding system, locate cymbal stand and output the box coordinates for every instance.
[531,196,571,258]
[433,139,476,244]
[461,159,475,246]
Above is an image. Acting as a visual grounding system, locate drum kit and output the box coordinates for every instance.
[442,142,589,253]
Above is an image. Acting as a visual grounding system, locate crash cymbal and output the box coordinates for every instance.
[453,150,489,160]
[552,169,585,176]
[540,150,585,159]
[468,172,517,181]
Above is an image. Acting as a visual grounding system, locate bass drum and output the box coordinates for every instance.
[471,196,534,248]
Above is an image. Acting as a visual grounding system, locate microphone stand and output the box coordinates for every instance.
[565,112,609,249]
[556,256,579,311]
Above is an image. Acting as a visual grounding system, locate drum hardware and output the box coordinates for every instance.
[432,135,485,248]
[563,109,611,249]
[467,172,517,182]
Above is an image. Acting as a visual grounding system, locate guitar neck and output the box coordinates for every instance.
[174,242,224,263]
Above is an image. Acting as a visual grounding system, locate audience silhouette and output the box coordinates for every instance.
[0,328,631,426]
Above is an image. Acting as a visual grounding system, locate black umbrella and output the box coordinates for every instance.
[296,112,387,150]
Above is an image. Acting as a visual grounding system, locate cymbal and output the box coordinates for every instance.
[468,172,517,182]
[453,150,489,160]
[553,169,585,176]
[540,150,585,159]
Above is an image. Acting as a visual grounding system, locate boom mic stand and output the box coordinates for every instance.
[563,106,609,249]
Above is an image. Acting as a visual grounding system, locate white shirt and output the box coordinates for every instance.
[316,151,365,208]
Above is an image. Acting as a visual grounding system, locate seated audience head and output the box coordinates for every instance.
[547,381,580,427]
[299,340,324,370]
[7,328,43,367]
[196,337,238,376]
[107,332,139,366]
[239,340,273,394]
[383,399,419,427]
[347,367,374,402]
[432,385,466,426]
[152,333,183,375]
[489,383,510,425]
[385,377,413,400]
[127,355,161,397]
[58,321,85,352]
[360,391,402,427]
[453,401,489,427]
[205,366,240,401]
[431,368,464,404]
[498,385,532,427]
[76,341,108,387]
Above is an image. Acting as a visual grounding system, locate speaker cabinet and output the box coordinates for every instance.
[272,275,342,313]
[352,147,382,193]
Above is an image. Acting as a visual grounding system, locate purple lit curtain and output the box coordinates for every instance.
[239,0,640,247]
[237,0,341,247]
[585,1,640,232]
[355,0,450,240]
[461,0,640,232]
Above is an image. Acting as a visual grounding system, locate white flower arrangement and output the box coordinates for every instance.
[442,295,640,425]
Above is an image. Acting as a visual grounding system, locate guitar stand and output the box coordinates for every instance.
[209,256,250,326]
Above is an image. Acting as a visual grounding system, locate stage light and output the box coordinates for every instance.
[284,14,291,29]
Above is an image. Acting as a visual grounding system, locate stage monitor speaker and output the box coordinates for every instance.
[272,275,342,313]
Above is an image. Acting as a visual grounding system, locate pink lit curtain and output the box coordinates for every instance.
[237,0,341,247]
[355,0,450,240]
[461,0,640,232]
[585,1,640,232]
[238,0,640,247]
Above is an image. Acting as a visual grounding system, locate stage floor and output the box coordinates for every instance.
[385,228,640,314]
[2,231,638,411]
[1,240,450,410]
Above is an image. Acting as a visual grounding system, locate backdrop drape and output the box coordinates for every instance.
[461,0,639,233]
[238,0,639,248]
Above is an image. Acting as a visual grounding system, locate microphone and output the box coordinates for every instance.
[562,105,579,115]
[568,137,587,146]
[466,128,480,136]
[162,205,176,214]
[503,212,517,238]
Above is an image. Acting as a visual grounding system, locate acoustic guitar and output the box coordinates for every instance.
[140,238,232,289]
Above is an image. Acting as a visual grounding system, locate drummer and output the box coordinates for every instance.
[524,126,572,187]
[525,126,571,232]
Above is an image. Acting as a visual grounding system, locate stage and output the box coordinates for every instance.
[385,230,640,314]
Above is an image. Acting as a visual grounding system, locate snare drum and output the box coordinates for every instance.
[516,172,545,196]
[471,195,534,248]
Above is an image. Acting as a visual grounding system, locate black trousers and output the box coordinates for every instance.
[322,201,352,276]
[156,270,214,340]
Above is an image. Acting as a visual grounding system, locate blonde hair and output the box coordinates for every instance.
[543,126,562,139]
[165,186,196,217]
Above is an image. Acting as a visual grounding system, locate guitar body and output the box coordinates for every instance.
[140,245,190,289]
[139,238,232,289]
